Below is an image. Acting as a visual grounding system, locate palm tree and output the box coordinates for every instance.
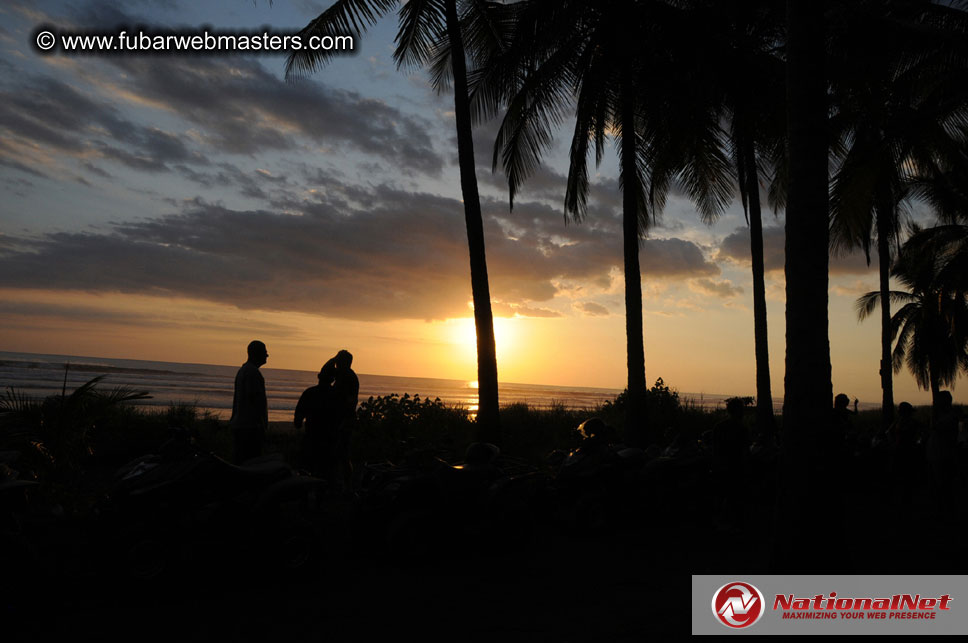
[857,224,968,407]
[828,0,968,427]
[482,0,727,445]
[676,0,786,437]
[781,0,832,442]
[774,0,834,571]
[286,0,512,442]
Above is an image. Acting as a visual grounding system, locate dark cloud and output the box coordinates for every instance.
[0,54,443,183]
[106,56,444,174]
[96,144,169,172]
[174,162,292,201]
[0,156,49,180]
[717,225,874,275]
[0,77,102,152]
[291,0,332,17]
[691,278,742,298]
[64,0,160,28]
[0,180,721,321]
[82,162,114,179]
[486,197,718,288]
[575,302,609,317]
[0,74,206,176]
[1,176,34,198]
[640,237,720,278]
[717,225,784,271]
[0,300,296,337]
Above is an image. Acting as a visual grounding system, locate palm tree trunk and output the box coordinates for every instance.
[782,0,832,450]
[743,137,776,438]
[876,209,895,428]
[621,62,647,446]
[445,0,500,444]
[776,0,834,571]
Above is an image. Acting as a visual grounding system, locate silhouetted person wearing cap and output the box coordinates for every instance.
[230,340,268,464]
[332,350,359,491]
[294,358,338,478]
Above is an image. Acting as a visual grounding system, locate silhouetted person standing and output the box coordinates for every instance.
[891,401,922,498]
[332,350,359,491]
[713,398,749,475]
[712,398,749,529]
[828,393,858,455]
[230,340,268,464]
[927,391,960,516]
[294,358,338,478]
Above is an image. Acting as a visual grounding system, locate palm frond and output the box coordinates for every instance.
[96,385,153,406]
[564,104,593,223]
[394,0,446,70]
[493,38,577,210]
[856,290,916,321]
[0,386,36,415]
[674,126,735,225]
[285,0,399,78]
[465,1,532,122]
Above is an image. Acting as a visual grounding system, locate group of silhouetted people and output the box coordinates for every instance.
[294,350,359,489]
[823,391,966,515]
[228,340,359,490]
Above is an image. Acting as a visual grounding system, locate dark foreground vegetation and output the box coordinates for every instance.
[2,378,966,637]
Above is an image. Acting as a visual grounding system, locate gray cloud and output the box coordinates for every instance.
[0,54,444,183]
[0,178,721,321]
[82,162,114,179]
[107,57,444,174]
[717,225,875,275]
[0,73,208,176]
[0,299,296,337]
[691,278,742,298]
[174,162,293,201]
[575,302,609,317]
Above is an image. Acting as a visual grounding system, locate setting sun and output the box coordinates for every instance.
[450,316,517,365]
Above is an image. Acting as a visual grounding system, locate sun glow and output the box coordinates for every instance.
[450,316,517,365]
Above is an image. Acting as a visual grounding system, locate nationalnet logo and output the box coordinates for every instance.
[710,581,954,629]
[712,582,765,629]
[773,592,953,620]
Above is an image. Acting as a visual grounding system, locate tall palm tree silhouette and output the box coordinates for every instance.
[828,0,968,427]
[286,0,512,442]
[680,0,786,436]
[775,0,833,571]
[484,0,723,444]
[857,224,968,408]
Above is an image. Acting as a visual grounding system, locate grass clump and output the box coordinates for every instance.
[0,375,221,514]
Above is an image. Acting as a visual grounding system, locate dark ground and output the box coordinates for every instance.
[5,446,968,639]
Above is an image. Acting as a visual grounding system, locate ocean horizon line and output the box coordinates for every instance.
[0,350,885,414]
[0,349,625,395]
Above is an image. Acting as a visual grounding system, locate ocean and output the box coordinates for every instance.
[0,351,636,422]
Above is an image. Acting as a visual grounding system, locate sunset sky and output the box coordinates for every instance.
[0,0,964,405]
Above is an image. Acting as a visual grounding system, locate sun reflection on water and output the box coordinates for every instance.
[464,380,479,420]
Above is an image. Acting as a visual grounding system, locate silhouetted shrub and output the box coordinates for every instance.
[354,393,474,461]
[600,377,683,443]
